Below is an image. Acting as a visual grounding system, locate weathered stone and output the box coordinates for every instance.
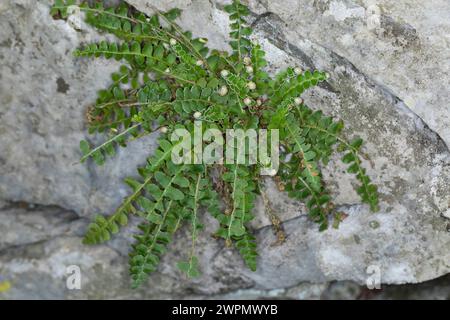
[0,0,449,299]
[0,0,157,216]
[246,0,450,148]
[0,204,83,251]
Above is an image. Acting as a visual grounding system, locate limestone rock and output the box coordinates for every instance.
[0,0,449,299]
[0,0,157,216]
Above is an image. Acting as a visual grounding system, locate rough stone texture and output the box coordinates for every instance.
[0,0,158,216]
[322,274,450,300]
[0,0,449,299]
[248,0,450,148]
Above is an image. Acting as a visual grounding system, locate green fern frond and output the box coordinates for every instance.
[129,200,176,288]
[270,69,328,105]
[79,123,141,165]
[74,41,196,84]
[294,104,379,211]
[224,0,252,64]
[285,114,322,192]
[235,233,258,271]
[221,165,254,239]
[177,171,205,278]
[250,43,269,93]
[280,114,331,230]
[83,138,182,245]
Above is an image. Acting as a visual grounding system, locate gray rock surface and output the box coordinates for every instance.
[0,0,158,216]
[322,274,450,300]
[0,0,449,299]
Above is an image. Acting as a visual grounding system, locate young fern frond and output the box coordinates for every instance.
[52,0,380,288]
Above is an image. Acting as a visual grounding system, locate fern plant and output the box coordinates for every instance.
[51,0,379,288]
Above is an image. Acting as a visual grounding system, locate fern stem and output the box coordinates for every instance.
[233,1,243,63]
[96,99,138,109]
[54,5,141,25]
[136,200,174,280]
[187,173,203,274]
[173,215,183,233]
[145,165,186,221]
[149,5,212,73]
[222,55,238,74]
[77,48,196,84]
[89,120,124,131]
[226,165,240,242]
[111,73,130,87]
[80,123,141,163]
[300,122,375,210]
[285,120,320,189]
[104,28,166,42]
[297,175,327,223]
